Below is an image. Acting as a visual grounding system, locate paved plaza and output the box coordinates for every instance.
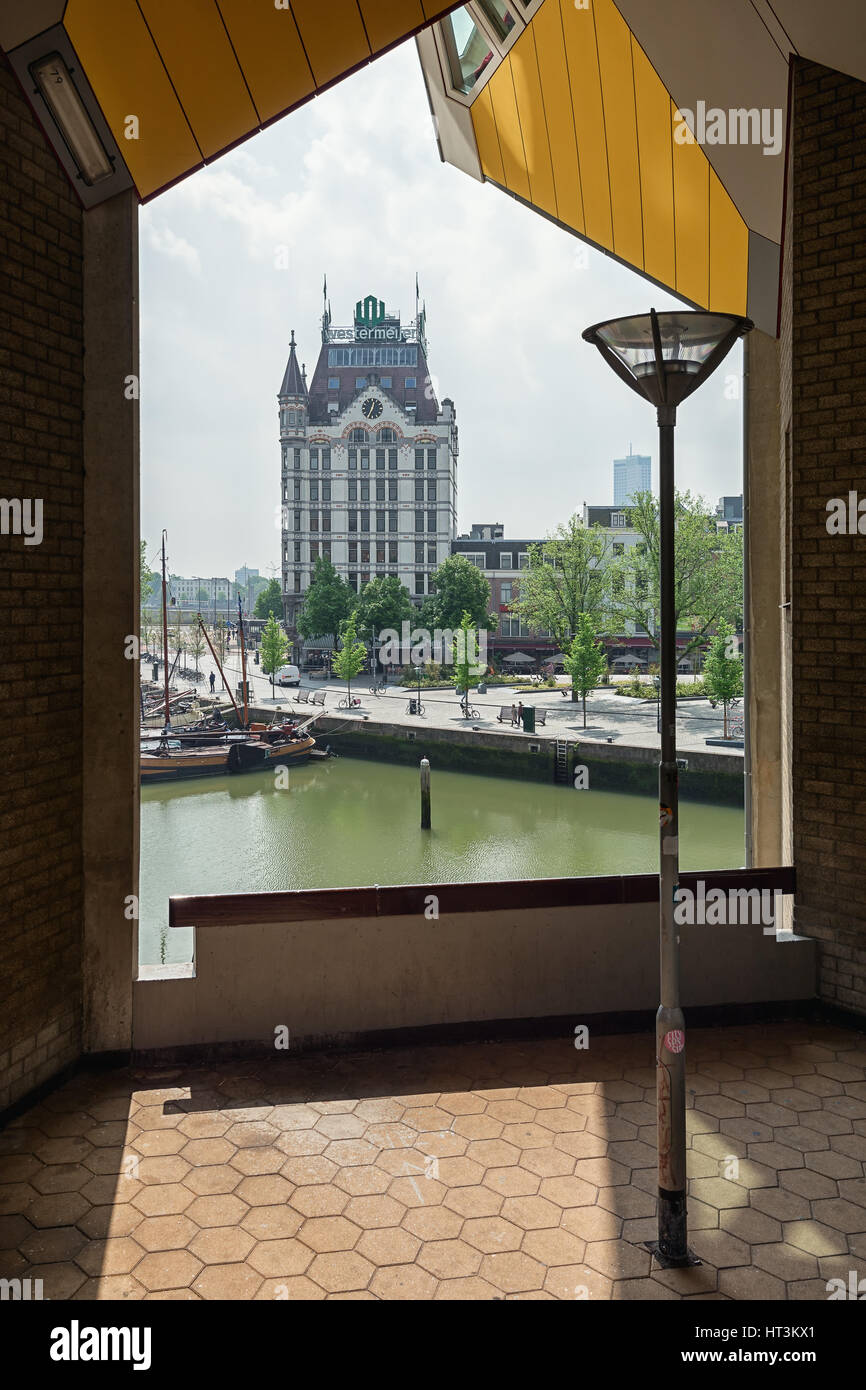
[149,652,740,757]
[1,1021,863,1300]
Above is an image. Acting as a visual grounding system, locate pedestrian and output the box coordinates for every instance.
[517,701,524,727]
[209,671,216,694]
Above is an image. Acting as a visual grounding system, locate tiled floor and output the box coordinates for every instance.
[1,1021,865,1300]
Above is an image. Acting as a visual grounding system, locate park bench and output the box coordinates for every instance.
[497,705,517,725]
[535,709,548,727]
[294,688,309,704]
[310,689,327,706]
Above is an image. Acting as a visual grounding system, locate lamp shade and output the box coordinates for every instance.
[583,309,753,408]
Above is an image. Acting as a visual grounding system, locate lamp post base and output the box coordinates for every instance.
[646,1190,701,1268]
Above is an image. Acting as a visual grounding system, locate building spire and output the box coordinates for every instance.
[279,329,307,398]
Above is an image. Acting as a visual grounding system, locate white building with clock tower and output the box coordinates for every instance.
[278,291,459,640]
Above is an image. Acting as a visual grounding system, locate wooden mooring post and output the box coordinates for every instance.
[420,758,431,829]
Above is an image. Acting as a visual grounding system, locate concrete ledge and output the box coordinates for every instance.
[133,901,815,1052]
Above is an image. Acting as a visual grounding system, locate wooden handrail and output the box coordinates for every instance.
[169,865,796,928]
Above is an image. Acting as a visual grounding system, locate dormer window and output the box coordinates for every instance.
[611,512,627,527]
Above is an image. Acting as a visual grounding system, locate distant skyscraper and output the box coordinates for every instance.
[613,445,651,505]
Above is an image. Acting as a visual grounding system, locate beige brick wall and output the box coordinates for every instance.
[0,55,83,1111]
[788,60,866,1014]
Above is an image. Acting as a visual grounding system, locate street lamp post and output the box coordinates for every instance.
[583,308,752,1267]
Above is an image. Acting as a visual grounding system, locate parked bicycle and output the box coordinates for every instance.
[338,695,362,710]
[406,698,425,716]
[368,680,388,696]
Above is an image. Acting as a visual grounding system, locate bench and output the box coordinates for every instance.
[294,688,309,704]
[535,709,548,727]
[497,705,517,725]
[310,689,326,706]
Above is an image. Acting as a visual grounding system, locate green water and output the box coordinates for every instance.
[139,758,744,966]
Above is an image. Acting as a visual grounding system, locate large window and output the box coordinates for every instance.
[329,346,418,367]
[442,7,495,95]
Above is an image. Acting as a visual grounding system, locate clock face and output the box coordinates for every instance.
[362,397,383,420]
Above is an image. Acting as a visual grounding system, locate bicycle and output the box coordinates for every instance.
[368,680,388,697]
[728,716,745,739]
[338,695,362,710]
[406,699,425,717]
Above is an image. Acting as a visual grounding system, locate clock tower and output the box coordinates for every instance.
[278,289,459,654]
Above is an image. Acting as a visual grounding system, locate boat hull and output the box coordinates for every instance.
[140,736,316,784]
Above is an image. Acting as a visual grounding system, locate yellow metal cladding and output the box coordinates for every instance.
[65,0,202,198]
[209,0,315,126]
[64,0,463,200]
[469,0,749,316]
[136,0,258,160]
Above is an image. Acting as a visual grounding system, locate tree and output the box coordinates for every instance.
[611,490,743,659]
[260,614,289,701]
[354,576,413,671]
[190,626,206,675]
[332,613,367,706]
[702,620,744,738]
[212,615,227,666]
[510,514,612,647]
[563,612,609,728]
[254,578,283,620]
[453,611,487,718]
[297,556,355,652]
[424,555,497,632]
[140,540,158,612]
[196,587,209,606]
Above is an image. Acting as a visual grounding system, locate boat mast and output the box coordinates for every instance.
[161,531,170,728]
[237,593,249,729]
[196,615,242,724]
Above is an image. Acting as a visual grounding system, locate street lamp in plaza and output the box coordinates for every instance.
[582,308,752,1266]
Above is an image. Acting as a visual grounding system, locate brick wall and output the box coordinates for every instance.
[788,59,866,1014]
[0,55,84,1111]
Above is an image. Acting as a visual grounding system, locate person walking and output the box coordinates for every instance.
[209,671,216,694]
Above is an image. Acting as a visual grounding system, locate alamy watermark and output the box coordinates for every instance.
[674,880,785,932]
[674,102,783,156]
[378,622,487,669]
[0,498,42,545]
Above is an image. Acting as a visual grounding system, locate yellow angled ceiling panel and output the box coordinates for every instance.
[487,59,531,204]
[217,0,314,125]
[531,0,584,235]
[359,0,426,54]
[560,0,612,255]
[290,0,370,87]
[631,38,675,293]
[593,0,643,272]
[65,0,202,199]
[671,98,709,309]
[137,0,259,158]
[471,84,506,187]
[709,169,748,316]
[508,27,557,220]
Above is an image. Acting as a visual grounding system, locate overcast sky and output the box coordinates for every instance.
[139,36,743,581]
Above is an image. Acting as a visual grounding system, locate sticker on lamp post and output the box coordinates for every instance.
[663,1029,685,1054]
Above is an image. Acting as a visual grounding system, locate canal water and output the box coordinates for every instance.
[139,757,744,966]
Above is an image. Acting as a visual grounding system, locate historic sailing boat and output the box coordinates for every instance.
[140,535,316,784]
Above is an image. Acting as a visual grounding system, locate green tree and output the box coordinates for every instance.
[190,626,206,675]
[140,540,158,613]
[611,490,743,659]
[354,576,413,672]
[453,610,486,718]
[254,578,284,620]
[424,555,496,632]
[563,612,609,728]
[212,615,227,666]
[702,620,744,738]
[332,613,367,706]
[297,556,355,653]
[260,614,289,700]
[510,514,612,647]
